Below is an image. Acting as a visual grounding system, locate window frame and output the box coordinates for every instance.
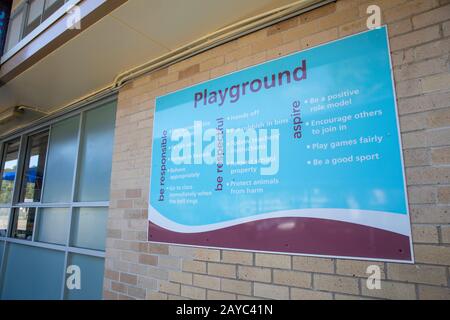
[2,0,80,59]
[0,94,117,299]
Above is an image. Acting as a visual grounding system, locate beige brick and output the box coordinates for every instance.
[157,256,181,270]
[168,270,193,285]
[395,78,422,98]
[403,148,430,167]
[105,269,120,281]
[314,274,359,295]
[238,266,271,283]
[338,18,366,37]
[400,111,428,132]
[193,274,221,290]
[390,25,440,51]
[167,294,185,300]
[207,290,236,300]
[139,254,158,266]
[194,248,221,262]
[146,291,168,300]
[273,270,312,288]
[128,286,146,299]
[254,283,289,300]
[120,272,137,286]
[292,256,334,273]
[336,260,386,278]
[267,18,299,36]
[111,281,127,294]
[408,186,437,204]
[224,45,252,64]
[422,73,450,93]
[389,18,413,37]
[159,281,180,295]
[412,4,450,28]
[398,92,450,115]
[148,243,169,255]
[384,0,439,23]
[334,294,377,300]
[182,260,207,274]
[207,263,236,278]
[412,225,439,243]
[411,205,450,223]
[178,64,200,80]
[428,108,450,129]
[221,279,252,295]
[428,127,450,147]
[255,253,291,269]
[181,285,206,300]
[199,56,225,72]
[361,280,416,299]
[222,250,253,265]
[387,263,447,285]
[299,2,336,24]
[414,38,450,61]
[406,167,450,185]
[138,276,157,290]
[301,28,338,49]
[432,147,450,164]
[414,244,450,265]
[251,33,283,54]
[395,57,448,82]
[169,245,195,258]
[438,187,450,203]
[441,225,450,243]
[291,288,333,300]
[418,285,450,299]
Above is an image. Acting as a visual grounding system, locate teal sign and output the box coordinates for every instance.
[148,27,413,263]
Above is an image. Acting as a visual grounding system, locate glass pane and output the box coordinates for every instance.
[20,131,49,203]
[65,254,105,300]
[76,102,116,202]
[43,0,65,19]
[36,207,70,245]
[70,207,108,251]
[23,0,45,36]
[5,9,25,52]
[1,243,64,299]
[11,207,36,241]
[0,208,10,237]
[43,116,79,203]
[0,139,20,204]
[27,0,44,25]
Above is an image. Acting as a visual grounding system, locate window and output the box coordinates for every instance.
[0,139,20,204]
[0,208,9,237]
[0,98,117,300]
[4,7,25,53]
[19,131,49,203]
[10,207,36,240]
[23,0,46,37]
[3,0,69,55]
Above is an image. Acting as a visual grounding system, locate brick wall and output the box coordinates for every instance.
[104,0,450,300]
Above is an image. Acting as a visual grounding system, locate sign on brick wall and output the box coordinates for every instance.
[148,27,413,263]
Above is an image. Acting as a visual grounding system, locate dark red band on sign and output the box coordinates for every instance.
[148,217,412,261]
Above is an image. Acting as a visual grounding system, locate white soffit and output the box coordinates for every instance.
[0,0,300,116]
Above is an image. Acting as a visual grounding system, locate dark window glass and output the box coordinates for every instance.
[43,0,65,20]
[11,207,36,240]
[0,139,20,204]
[23,0,45,37]
[20,131,49,203]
